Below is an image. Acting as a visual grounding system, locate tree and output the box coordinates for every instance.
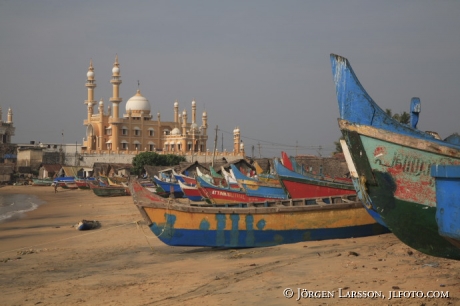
[132,152,186,175]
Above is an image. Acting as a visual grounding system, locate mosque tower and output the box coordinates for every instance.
[85,60,97,122]
[174,100,179,124]
[109,55,122,149]
[7,108,13,124]
[233,127,240,153]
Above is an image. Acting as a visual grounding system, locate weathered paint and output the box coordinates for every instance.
[196,175,276,204]
[274,158,356,199]
[178,181,203,201]
[142,204,385,248]
[431,165,460,249]
[131,179,388,248]
[153,176,184,198]
[331,53,460,259]
[230,164,288,199]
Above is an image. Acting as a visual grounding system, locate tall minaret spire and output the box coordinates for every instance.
[174,100,179,124]
[110,54,122,151]
[85,59,97,122]
[192,99,196,124]
[7,108,13,123]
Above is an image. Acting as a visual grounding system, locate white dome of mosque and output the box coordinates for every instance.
[112,66,120,74]
[171,127,181,135]
[87,70,94,78]
[174,100,179,107]
[190,123,198,131]
[125,90,151,114]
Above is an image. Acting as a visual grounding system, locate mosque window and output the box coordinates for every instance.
[122,127,128,136]
[149,144,154,151]
[149,128,154,136]
[121,141,128,150]
[134,127,141,136]
[105,126,112,136]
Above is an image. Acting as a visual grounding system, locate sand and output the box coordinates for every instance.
[0,185,459,306]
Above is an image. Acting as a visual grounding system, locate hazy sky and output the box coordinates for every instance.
[1,1,460,158]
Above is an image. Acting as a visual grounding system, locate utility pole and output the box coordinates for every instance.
[221,132,223,152]
[258,142,261,158]
[212,125,218,167]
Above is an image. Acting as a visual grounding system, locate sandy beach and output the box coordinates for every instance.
[1,185,459,306]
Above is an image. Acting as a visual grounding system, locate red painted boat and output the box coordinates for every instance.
[196,175,277,204]
[274,158,356,199]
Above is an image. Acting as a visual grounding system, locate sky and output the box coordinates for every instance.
[1,1,460,158]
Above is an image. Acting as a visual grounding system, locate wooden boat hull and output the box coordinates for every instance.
[153,176,184,198]
[91,185,130,197]
[432,165,460,249]
[274,158,356,199]
[196,176,275,204]
[178,181,204,202]
[230,164,287,199]
[331,53,460,259]
[130,179,389,248]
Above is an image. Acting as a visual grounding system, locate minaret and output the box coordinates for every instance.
[85,60,97,122]
[233,126,240,153]
[182,110,187,135]
[201,110,208,135]
[110,55,122,150]
[174,100,179,124]
[192,99,196,124]
[7,108,13,123]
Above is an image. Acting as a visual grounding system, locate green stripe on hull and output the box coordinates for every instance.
[372,192,460,259]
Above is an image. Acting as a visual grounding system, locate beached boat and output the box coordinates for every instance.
[90,184,130,197]
[196,175,284,205]
[230,164,287,200]
[153,175,183,198]
[32,178,54,186]
[74,178,91,189]
[431,165,460,249]
[130,178,389,248]
[331,53,460,259]
[178,180,204,202]
[172,169,197,185]
[274,158,356,199]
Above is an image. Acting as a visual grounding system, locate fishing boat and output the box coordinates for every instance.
[130,178,389,248]
[90,183,130,197]
[431,165,460,249]
[172,169,197,185]
[32,178,54,186]
[331,53,460,259]
[178,180,204,202]
[153,174,183,198]
[74,178,91,189]
[196,175,278,204]
[274,158,356,199]
[230,164,288,200]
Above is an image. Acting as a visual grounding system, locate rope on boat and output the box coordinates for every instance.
[0,221,141,256]
[135,220,155,251]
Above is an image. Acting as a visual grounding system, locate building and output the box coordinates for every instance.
[81,56,244,159]
[0,106,15,144]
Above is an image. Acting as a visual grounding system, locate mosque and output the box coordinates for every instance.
[81,56,244,157]
[0,106,15,144]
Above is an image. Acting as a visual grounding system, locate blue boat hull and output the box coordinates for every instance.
[150,222,386,248]
[432,165,460,249]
